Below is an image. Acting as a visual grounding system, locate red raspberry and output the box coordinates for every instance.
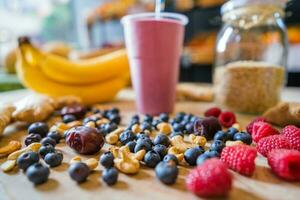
[186,158,232,198]
[218,111,236,128]
[256,135,290,157]
[267,149,300,181]
[246,117,266,135]
[204,107,222,118]
[252,122,279,143]
[282,125,300,151]
[221,145,257,176]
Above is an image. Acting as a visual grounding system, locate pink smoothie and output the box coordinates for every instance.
[123,16,186,115]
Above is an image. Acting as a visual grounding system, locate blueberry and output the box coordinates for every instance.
[110,107,119,114]
[24,133,42,146]
[159,113,169,122]
[153,144,167,159]
[214,131,228,142]
[183,114,193,122]
[63,114,77,123]
[180,120,189,127]
[100,123,118,136]
[126,141,137,153]
[83,117,98,124]
[109,114,121,125]
[26,163,50,185]
[135,132,149,140]
[47,131,62,143]
[119,130,136,145]
[185,123,194,134]
[38,144,55,158]
[208,150,220,157]
[184,147,205,166]
[136,137,153,146]
[131,115,140,124]
[136,133,150,140]
[169,119,176,125]
[190,116,199,123]
[144,150,161,168]
[134,140,152,153]
[28,122,49,137]
[41,137,56,147]
[155,161,178,185]
[68,162,90,183]
[100,151,114,168]
[170,131,184,138]
[196,151,220,165]
[233,132,252,145]
[143,114,153,123]
[102,110,109,118]
[227,127,239,140]
[152,119,161,129]
[153,134,170,147]
[210,140,225,153]
[17,152,39,171]
[44,152,63,167]
[102,167,118,185]
[172,123,184,132]
[163,154,179,165]
[174,112,185,122]
[140,122,152,131]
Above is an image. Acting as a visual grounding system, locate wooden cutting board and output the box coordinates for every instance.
[0,87,300,200]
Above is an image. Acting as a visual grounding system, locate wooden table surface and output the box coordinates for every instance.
[0,87,300,200]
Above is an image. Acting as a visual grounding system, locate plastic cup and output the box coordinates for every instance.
[121,12,188,115]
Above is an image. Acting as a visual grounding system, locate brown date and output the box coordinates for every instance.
[194,117,221,140]
[61,104,86,119]
[65,126,104,154]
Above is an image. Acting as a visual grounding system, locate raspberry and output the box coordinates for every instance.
[246,117,266,135]
[256,135,290,157]
[267,149,300,181]
[282,125,300,151]
[218,111,236,128]
[221,145,257,176]
[252,122,279,143]
[186,158,232,197]
[204,107,222,118]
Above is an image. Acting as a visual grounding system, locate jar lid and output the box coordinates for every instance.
[221,0,287,15]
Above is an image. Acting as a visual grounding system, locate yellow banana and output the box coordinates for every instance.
[21,42,130,85]
[16,47,129,105]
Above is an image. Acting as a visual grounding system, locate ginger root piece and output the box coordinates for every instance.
[263,102,300,127]
[12,94,55,123]
[12,94,82,123]
[0,104,15,136]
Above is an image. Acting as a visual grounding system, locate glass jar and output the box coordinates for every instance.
[214,0,288,114]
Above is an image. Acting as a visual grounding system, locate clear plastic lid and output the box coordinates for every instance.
[221,0,287,14]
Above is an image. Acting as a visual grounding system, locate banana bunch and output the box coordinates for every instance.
[16,37,130,105]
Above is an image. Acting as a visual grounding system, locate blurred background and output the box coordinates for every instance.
[0,0,300,92]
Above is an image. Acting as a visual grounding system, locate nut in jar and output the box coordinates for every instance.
[214,0,288,114]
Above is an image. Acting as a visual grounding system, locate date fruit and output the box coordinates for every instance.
[61,104,86,119]
[65,126,104,154]
[194,117,221,140]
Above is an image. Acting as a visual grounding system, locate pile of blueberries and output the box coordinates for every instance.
[20,122,63,184]
[98,112,253,185]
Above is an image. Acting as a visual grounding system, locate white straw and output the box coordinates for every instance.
[155,0,165,18]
